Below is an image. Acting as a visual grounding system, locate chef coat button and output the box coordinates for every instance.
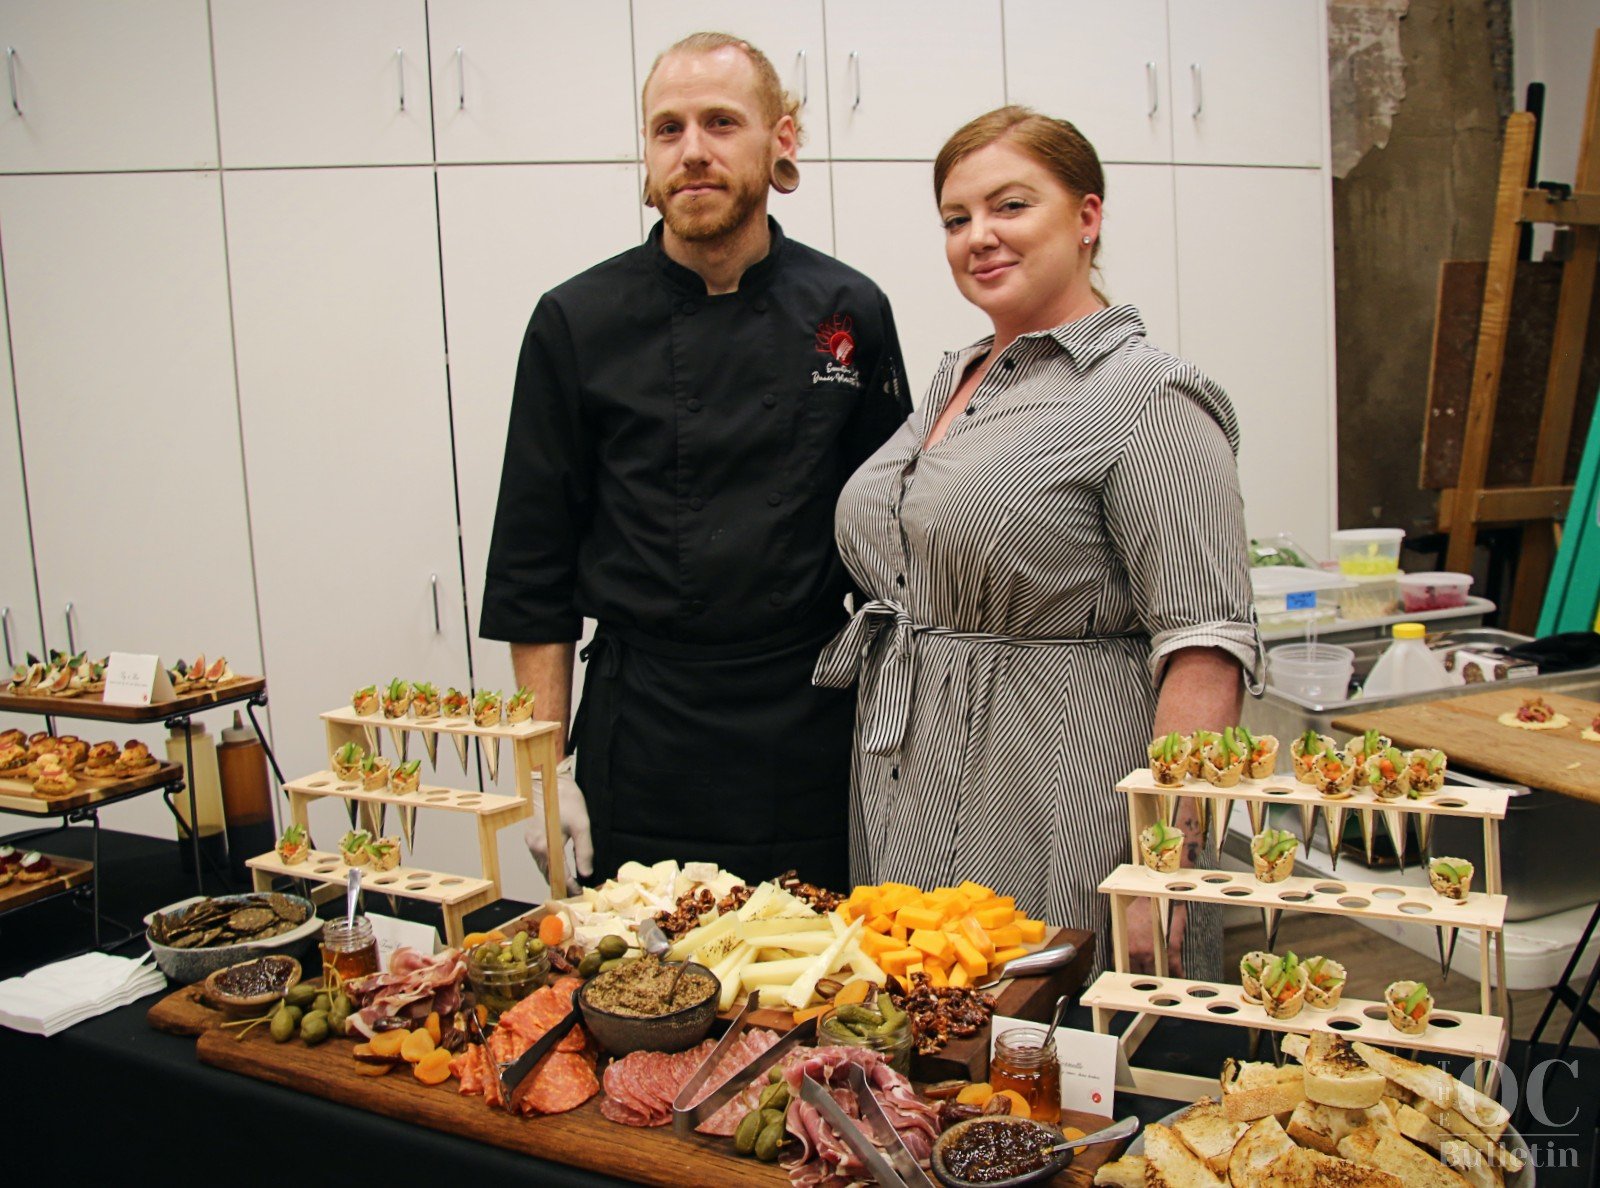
[686,397,702,412]
[767,491,782,507]
[890,766,899,781]
[689,599,706,614]
[762,393,778,409]
[895,574,905,587]
[769,591,783,606]
[679,301,697,315]
[964,405,975,416]
[689,496,704,511]
[1002,358,1015,370]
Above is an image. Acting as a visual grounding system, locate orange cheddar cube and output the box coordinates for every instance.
[987,924,1023,949]
[951,936,988,977]
[926,964,949,989]
[948,964,971,988]
[896,905,944,933]
[974,904,1014,928]
[890,920,909,943]
[837,901,858,924]
[859,929,897,957]
[880,947,923,975]
[909,928,951,960]
[903,961,925,981]
[957,880,994,900]
[867,914,894,935]
[1016,918,1046,944]
[959,916,996,958]
[993,945,1030,966]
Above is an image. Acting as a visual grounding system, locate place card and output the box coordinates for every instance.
[366,911,439,969]
[103,652,175,707]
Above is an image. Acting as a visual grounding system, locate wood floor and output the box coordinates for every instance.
[1223,914,1598,1050]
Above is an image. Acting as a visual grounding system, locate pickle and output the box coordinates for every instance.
[734,1109,764,1155]
[755,1117,787,1162]
[511,931,529,962]
[597,934,628,961]
[757,1082,791,1113]
[526,938,546,958]
[834,1004,884,1028]
[577,951,604,977]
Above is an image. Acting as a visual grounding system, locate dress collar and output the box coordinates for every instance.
[648,216,787,298]
[943,304,1148,372]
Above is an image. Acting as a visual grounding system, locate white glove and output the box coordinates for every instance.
[525,759,593,896]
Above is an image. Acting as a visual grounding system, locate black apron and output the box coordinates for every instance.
[572,623,854,892]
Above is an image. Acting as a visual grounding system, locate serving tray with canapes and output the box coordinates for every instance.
[0,851,93,914]
[0,676,265,722]
[0,760,183,814]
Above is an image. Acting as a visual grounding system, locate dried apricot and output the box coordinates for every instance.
[368,1029,408,1059]
[353,1060,392,1077]
[538,914,566,947]
[413,1047,454,1086]
[400,1028,436,1064]
[995,1090,1031,1118]
[955,1083,994,1107]
[424,1010,442,1046]
[832,979,873,1007]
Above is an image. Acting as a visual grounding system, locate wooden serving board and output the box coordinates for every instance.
[0,761,182,814]
[147,983,219,1037]
[1334,687,1600,804]
[0,677,265,722]
[0,853,92,915]
[194,1019,1121,1186]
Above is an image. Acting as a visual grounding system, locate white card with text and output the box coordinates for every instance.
[365,912,440,969]
[103,652,175,707]
[989,1015,1118,1116]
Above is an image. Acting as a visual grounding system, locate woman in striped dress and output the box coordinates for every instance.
[815,108,1262,979]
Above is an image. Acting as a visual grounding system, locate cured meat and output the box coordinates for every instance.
[344,947,469,1040]
[780,1047,940,1186]
[520,1050,601,1116]
[596,1029,782,1131]
[452,986,599,1116]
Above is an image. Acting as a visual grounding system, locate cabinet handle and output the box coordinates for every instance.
[1190,62,1202,118]
[1,606,13,667]
[396,47,406,112]
[5,47,19,116]
[456,46,465,109]
[64,602,76,654]
[795,49,808,107]
[1146,61,1158,117]
[849,50,861,111]
[430,573,440,634]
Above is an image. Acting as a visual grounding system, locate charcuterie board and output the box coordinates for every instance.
[0,676,265,722]
[0,761,182,814]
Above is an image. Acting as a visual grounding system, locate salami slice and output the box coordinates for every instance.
[452,1048,483,1095]
[521,1050,600,1115]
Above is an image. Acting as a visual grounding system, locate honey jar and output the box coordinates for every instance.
[320,916,379,987]
[988,1026,1061,1123]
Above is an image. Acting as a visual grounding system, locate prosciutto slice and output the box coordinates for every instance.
[344,946,469,1040]
[780,1047,940,1188]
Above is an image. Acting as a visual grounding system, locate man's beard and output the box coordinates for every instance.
[650,167,767,243]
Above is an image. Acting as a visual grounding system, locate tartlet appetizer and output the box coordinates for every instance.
[0,845,20,874]
[352,684,379,716]
[1428,857,1474,902]
[331,741,365,782]
[1259,952,1308,1020]
[441,687,470,718]
[276,823,309,865]
[411,681,441,719]
[1584,715,1600,744]
[359,754,391,792]
[0,727,23,749]
[473,690,502,728]
[1361,747,1408,800]
[81,657,107,693]
[389,759,422,795]
[1148,732,1191,787]
[506,686,536,724]
[0,864,9,889]
[1239,951,1273,1004]
[113,740,158,778]
[0,743,27,775]
[1186,729,1217,779]
[1497,696,1568,731]
[339,830,372,866]
[1404,748,1447,796]
[32,753,76,797]
[381,678,411,719]
[17,851,54,884]
[1344,729,1390,768]
[1138,820,1185,873]
[24,738,64,779]
[1251,828,1299,883]
[1202,727,1248,787]
[25,731,52,760]
[8,657,44,692]
[365,836,400,871]
[1303,956,1346,1009]
[1291,729,1334,785]
[1314,750,1356,799]
[55,735,87,770]
[83,741,119,778]
[1386,980,1432,1034]
[1245,730,1279,779]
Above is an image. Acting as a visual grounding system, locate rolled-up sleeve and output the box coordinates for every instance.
[1103,363,1263,691]
[479,297,591,643]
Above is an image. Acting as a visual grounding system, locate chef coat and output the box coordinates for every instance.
[481,218,908,887]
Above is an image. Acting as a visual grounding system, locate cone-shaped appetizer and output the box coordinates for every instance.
[1158,793,1179,827]
[1245,799,1267,837]
[1259,952,1307,1020]
[1290,729,1334,785]
[399,800,419,849]
[331,741,364,782]
[1210,796,1234,861]
[506,686,536,725]
[1386,980,1432,1034]
[277,823,309,865]
[1148,731,1191,787]
[411,681,440,719]
[1404,748,1447,796]
[1240,950,1274,1004]
[1435,926,1457,982]
[1186,730,1217,779]
[441,687,470,720]
[420,729,438,769]
[390,727,410,763]
[1138,820,1185,873]
[1251,828,1299,883]
[1202,727,1248,787]
[1414,809,1435,852]
[484,737,501,783]
[389,758,422,796]
[1362,747,1409,800]
[382,678,411,719]
[1297,802,1319,850]
[1314,749,1356,799]
[1322,804,1349,871]
[1429,857,1474,902]
[473,689,502,728]
[1245,730,1279,779]
[1303,956,1346,1009]
[365,836,401,872]
[450,730,470,771]
[361,724,379,755]
[339,829,371,866]
[352,684,379,716]
[1156,895,1172,947]
[1344,728,1390,768]
[1358,808,1378,866]
[359,754,391,792]
[1262,906,1283,950]
[1379,806,1408,870]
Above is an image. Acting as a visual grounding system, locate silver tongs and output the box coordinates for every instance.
[798,1062,936,1188]
[671,990,818,1137]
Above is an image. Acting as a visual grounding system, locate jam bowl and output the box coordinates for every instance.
[931,1116,1074,1187]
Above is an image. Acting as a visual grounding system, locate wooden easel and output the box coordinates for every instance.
[1440,29,1600,632]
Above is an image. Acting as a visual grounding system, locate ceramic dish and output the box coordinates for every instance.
[145,892,320,984]
[931,1116,1074,1187]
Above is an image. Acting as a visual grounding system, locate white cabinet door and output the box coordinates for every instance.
[0,0,217,172]
[1175,166,1333,551]
[430,0,634,164]
[1099,164,1178,352]
[1004,0,1172,165]
[825,0,1004,161]
[226,167,467,795]
[0,171,261,837]
[631,0,830,160]
[1167,0,1325,168]
[0,325,44,740]
[210,0,432,167]
[832,162,991,402]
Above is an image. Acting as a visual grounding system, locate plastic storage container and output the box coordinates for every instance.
[1330,527,1404,576]
[1250,566,1349,630]
[1398,571,1473,613]
[1338,574,1400,620]
[1267,642,1355,702]
[1362,622,1452,698]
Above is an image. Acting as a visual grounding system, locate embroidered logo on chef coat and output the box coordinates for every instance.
[812,314,862,390]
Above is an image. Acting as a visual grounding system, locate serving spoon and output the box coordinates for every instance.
[1045,1116,1140,1155]
[635,917,688,1006]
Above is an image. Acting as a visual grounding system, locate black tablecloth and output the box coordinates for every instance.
[2,827,1594,1184]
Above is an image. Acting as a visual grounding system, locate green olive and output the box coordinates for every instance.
[311,993,332,1015]
[526,938,546,958]
[734,1109,764,1155]
[269,1010,296,1043]
[598,957,625,973]
[757,1081,791,1113]
[280,1005,303,1029]
[755,1118,787,1162]
[596,934,628,961]
[300,1011,330,1046]
[577,951,603,977]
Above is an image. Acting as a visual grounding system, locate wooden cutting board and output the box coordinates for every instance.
[1334,687,1600,804]
[0,854,93,914]
[194,1021,1121,1186]
[0,676,265,722]
[0,761,182,814]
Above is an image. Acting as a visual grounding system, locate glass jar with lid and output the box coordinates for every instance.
[988,1026,1061,1123]
[320,916,379,987]
[816,998,913,1075]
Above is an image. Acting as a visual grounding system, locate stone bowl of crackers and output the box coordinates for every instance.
[145,891,320,984]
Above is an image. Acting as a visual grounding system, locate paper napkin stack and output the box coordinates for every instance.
[0,952,167,1036]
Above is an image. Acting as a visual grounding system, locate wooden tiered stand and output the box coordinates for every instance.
[1082,768,1512,1101]
[247,704,564,946]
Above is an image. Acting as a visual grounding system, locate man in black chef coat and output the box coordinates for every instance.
[481,32,908,893]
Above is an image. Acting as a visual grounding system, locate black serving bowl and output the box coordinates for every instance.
[576,961,720,1056]
[931,1116,1074,1188]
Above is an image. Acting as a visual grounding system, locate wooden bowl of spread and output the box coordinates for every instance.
[931,1116,1073,1187]
[202,954,302,1017]
[577,956,719,1056]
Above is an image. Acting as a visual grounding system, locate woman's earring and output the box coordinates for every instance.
[771,157,800,194]
[1081,235,1092,245]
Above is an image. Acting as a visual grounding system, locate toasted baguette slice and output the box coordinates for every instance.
[1439,1139,1508,1188]
[1338,1125,1472,1188]
[1270,1145,1404,1187]
[1221,1059,1308,1122]
[1406,1100,1525,1174]
[1170,1097,1248,1176]
[1304,1032,1387,1108]
[1091,1154,1145,1187]
[1228,1115,1298,1188]
[1224,1058,1305,1092]
[1351,1042,1509,1140]
[1282,1032,1309,1062]
[1287,1100,1395,1155]
[1145,1123,1228,1188]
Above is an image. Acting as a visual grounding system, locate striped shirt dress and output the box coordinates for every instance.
[815,305,1263,979]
